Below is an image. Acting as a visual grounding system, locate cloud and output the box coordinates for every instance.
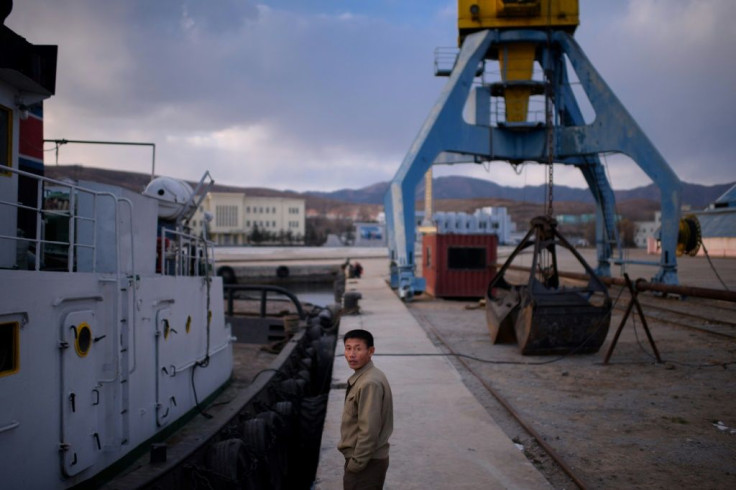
[576,0,736,187]
[6,0,735,193]
[9,1,454,189]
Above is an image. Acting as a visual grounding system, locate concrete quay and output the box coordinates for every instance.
[313,259,551,489]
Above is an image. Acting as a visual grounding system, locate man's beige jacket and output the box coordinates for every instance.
[338,360,394,472]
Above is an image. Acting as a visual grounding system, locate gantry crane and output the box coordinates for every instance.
[384,0,681,300]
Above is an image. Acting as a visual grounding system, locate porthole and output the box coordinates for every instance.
[74,322,92,358]
[186,315,192,334]
[163,319,171,340]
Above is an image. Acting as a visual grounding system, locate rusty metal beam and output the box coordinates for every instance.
[496,264,736,303]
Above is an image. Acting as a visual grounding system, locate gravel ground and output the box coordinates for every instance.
[406,288,736,489]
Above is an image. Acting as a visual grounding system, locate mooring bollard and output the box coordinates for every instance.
[342,291,362,315]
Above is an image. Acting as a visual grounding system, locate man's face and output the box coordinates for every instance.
[344,338,375,371]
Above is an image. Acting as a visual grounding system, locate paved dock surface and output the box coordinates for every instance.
[314,266,551,489]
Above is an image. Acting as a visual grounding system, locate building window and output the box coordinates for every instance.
[246,206,250,213]
[272,221,276,227]
[215,205,238,227]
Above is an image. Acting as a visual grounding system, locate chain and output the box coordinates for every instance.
[544,11,554,219]
[545,69,554,218]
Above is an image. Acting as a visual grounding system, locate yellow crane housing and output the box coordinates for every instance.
[459,0,579,123]
[458,0,579,39]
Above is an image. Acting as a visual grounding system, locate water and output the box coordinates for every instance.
[287,283,336,308]
[214,245,387,261]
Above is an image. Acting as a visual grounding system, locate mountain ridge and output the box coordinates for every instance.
[305,175,732,210]
[45,165,732,213]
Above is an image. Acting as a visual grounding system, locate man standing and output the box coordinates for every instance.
[338,329,394,490]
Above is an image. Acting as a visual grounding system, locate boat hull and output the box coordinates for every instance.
[0,270,232,489]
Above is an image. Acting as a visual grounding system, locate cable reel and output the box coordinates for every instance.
[676,214,702,257]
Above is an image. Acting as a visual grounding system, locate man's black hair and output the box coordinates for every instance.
[343,329,374,348]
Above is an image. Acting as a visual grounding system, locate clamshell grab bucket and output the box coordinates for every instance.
[486,216,612,355]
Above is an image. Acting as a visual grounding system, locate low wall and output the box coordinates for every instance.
[218,263,342,285]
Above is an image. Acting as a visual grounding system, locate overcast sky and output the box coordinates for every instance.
[8,0,735,192]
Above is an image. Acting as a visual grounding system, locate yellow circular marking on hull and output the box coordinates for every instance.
[74,322,92,358]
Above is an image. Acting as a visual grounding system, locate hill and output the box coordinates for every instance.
[44,165,730,225]
[43,165,381,220]
[306,175,732,211]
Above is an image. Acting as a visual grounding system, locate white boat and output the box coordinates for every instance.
[0,11,233,488]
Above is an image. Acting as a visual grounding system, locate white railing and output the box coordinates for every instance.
[0,166,117,273]
[158,226,214,277]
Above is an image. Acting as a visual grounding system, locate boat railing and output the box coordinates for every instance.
[0,166,119,273]
[224,284,305,320]
[158,225,214,277]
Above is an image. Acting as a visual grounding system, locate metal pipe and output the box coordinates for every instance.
[496,264,736,303]
[44,138,157,179]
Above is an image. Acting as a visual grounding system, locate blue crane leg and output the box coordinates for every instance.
[579,163,618,275]
[554,32,681,284]
[555,59,620,276]
[385,30,494,299]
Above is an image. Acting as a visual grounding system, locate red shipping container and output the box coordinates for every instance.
[422,233,498,298]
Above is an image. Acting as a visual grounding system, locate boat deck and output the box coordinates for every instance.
[314,266,551,489]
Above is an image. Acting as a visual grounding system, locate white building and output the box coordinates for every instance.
[191,192,305,245]
[693,184,736,258]
[373,207,515,245]
[432,207,514,244]
[634,211,661,249]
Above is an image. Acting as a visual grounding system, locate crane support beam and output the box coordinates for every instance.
[554,32,681,284]
[385,30,494,300]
